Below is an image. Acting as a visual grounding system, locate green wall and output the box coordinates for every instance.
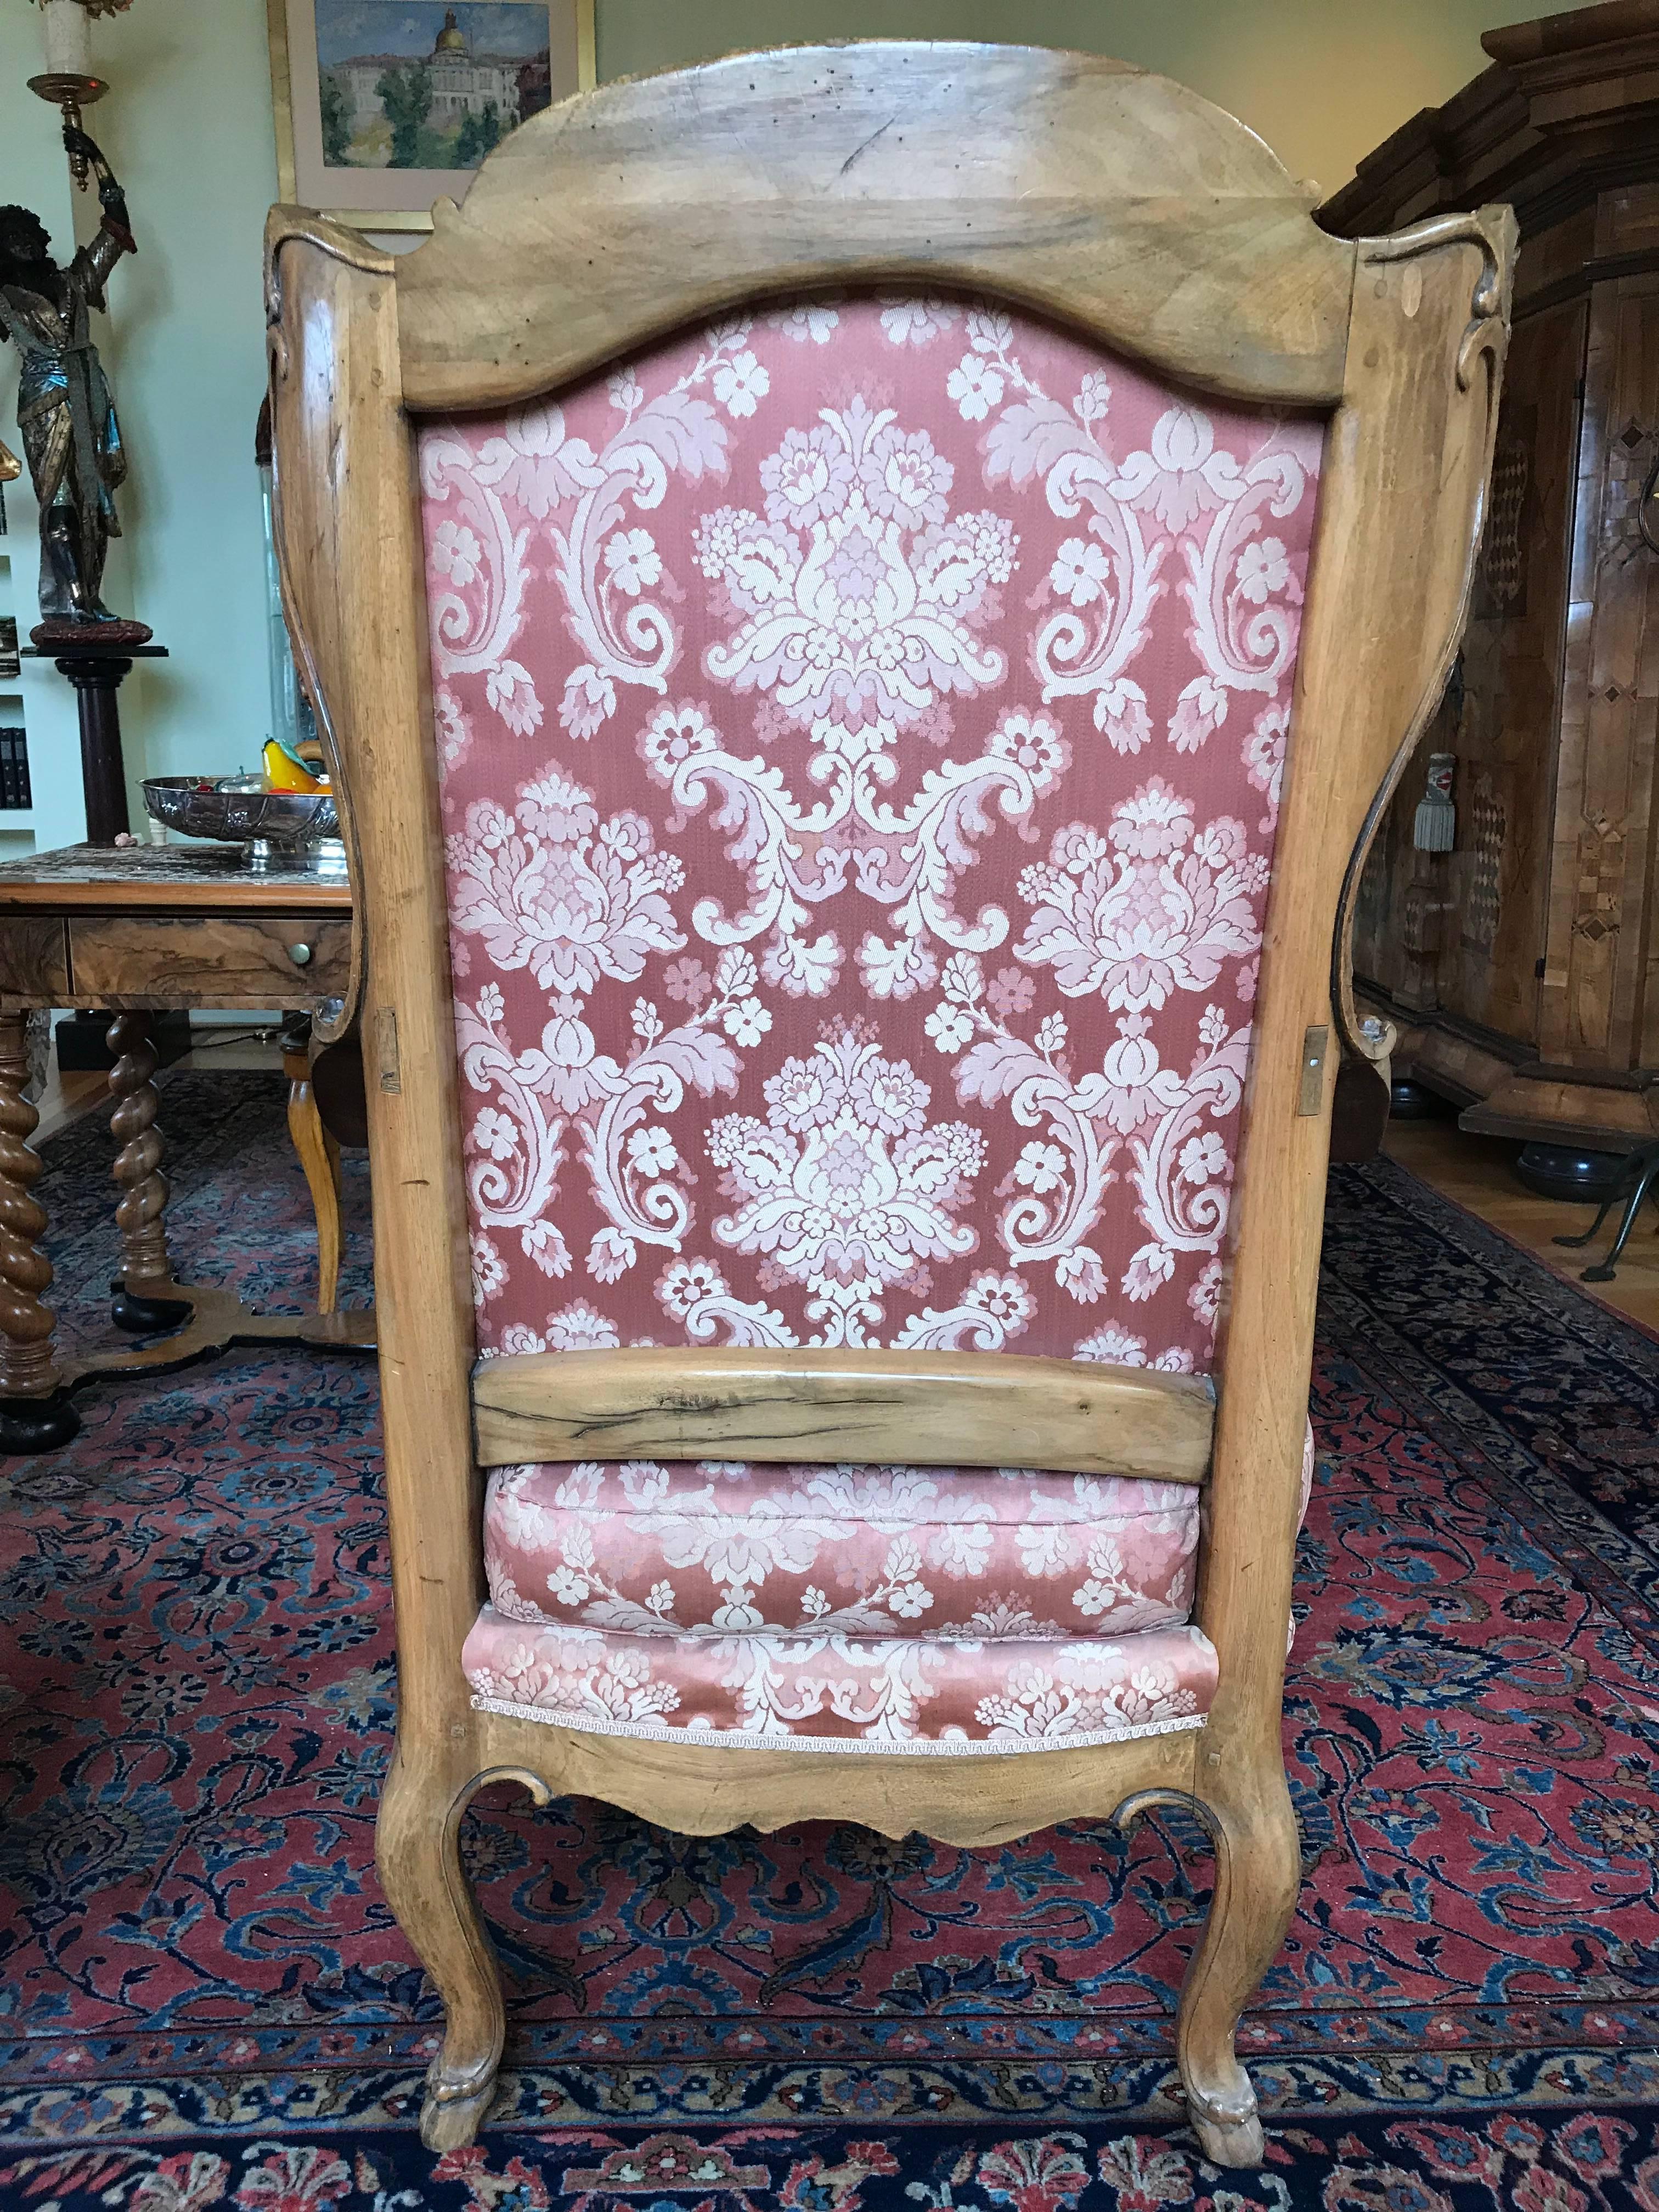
[0,0,285,837]
[0,0,1584,831]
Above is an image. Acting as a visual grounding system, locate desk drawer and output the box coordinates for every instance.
[68,915,353,1005]
[0,918,70,1000]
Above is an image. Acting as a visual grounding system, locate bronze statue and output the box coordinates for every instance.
[0,123,148,644]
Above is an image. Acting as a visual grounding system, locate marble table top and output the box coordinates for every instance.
[0,842,354,912]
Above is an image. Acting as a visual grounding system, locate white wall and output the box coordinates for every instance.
[597,0,1565,203]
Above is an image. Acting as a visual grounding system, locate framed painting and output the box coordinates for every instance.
[268,0,595,231]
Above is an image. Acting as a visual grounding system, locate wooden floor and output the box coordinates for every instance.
[34,1029,286,1146]
[1384,1116,1659,1337]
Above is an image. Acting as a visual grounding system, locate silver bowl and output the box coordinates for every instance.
[143,774,338,844]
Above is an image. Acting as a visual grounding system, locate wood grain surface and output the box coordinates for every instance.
[65,915,352,1006]
[472,1346,1215,1481]
[397,43,1355,414]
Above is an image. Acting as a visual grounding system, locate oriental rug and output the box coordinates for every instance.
[0,1077,1656,2210]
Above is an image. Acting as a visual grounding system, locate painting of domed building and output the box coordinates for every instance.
[315,2,558,171]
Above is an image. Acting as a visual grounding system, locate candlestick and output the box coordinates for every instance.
[28,0,116,187]
[40,0,92,75]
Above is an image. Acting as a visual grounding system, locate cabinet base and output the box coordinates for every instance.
[1358,989,1659,1157]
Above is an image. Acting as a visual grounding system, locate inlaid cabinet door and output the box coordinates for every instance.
[1350,299,1583,1043]
[1541,271,1659,1072]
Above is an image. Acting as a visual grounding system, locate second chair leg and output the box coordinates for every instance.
[1580,1154,1659,1283]
[285,1057,343,1314]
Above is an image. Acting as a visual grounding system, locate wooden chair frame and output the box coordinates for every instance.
[264,42,1514,2164]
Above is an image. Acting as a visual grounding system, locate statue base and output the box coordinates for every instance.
[31,616,154,649]
[21,635,168,847]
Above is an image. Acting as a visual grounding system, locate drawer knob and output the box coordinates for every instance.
[289,941,313,968]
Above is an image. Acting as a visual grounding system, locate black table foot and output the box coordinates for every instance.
[109,1278,194,1335]
[0,1390,81,1453]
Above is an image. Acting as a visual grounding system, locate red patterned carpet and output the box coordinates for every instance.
[1,1073,1657,2208]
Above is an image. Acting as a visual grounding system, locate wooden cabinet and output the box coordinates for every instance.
[1324,4,1659,1157]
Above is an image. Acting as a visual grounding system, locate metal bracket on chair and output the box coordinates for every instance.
[1297,1027,1329,1117]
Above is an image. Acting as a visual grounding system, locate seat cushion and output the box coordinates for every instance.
[461,1610,1218,1755]
[481,1458,1201,1639]
[462,1426,1312,1754]
[464,1454,1216,1754]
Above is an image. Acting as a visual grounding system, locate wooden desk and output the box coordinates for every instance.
[0,843,373,1452]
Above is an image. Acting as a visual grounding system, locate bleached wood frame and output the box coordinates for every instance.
[264,42,1514,2165]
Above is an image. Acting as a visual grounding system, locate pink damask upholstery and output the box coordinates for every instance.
[482,1460,1201,1637]
[462,1612,1218,1755]
[421,294,1324,1753]
[461,1456,1211,1752]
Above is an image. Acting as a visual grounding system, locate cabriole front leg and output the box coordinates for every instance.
[283,1015,343,1315]
[1118,1769,1300,2167]
[0,1011,78,1451]
[377,1749,552,2150]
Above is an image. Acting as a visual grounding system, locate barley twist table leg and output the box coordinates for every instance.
[108,1011,190,1336]
[0,1012,79,1451]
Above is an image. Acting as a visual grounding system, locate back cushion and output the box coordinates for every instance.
[420,297,1324,1374]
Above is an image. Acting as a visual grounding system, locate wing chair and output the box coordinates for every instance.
[265,43,1513,2164]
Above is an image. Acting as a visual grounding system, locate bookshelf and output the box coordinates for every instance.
[0,465,93,857]
[0,500,35,858]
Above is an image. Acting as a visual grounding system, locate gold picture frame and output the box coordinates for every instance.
[268,0,595,233]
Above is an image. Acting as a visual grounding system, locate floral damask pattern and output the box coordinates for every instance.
[422,297,1322,1751]
[482,1460,1200,1640]
[421,295,1324,1368]
[461,1612,1218,1753]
